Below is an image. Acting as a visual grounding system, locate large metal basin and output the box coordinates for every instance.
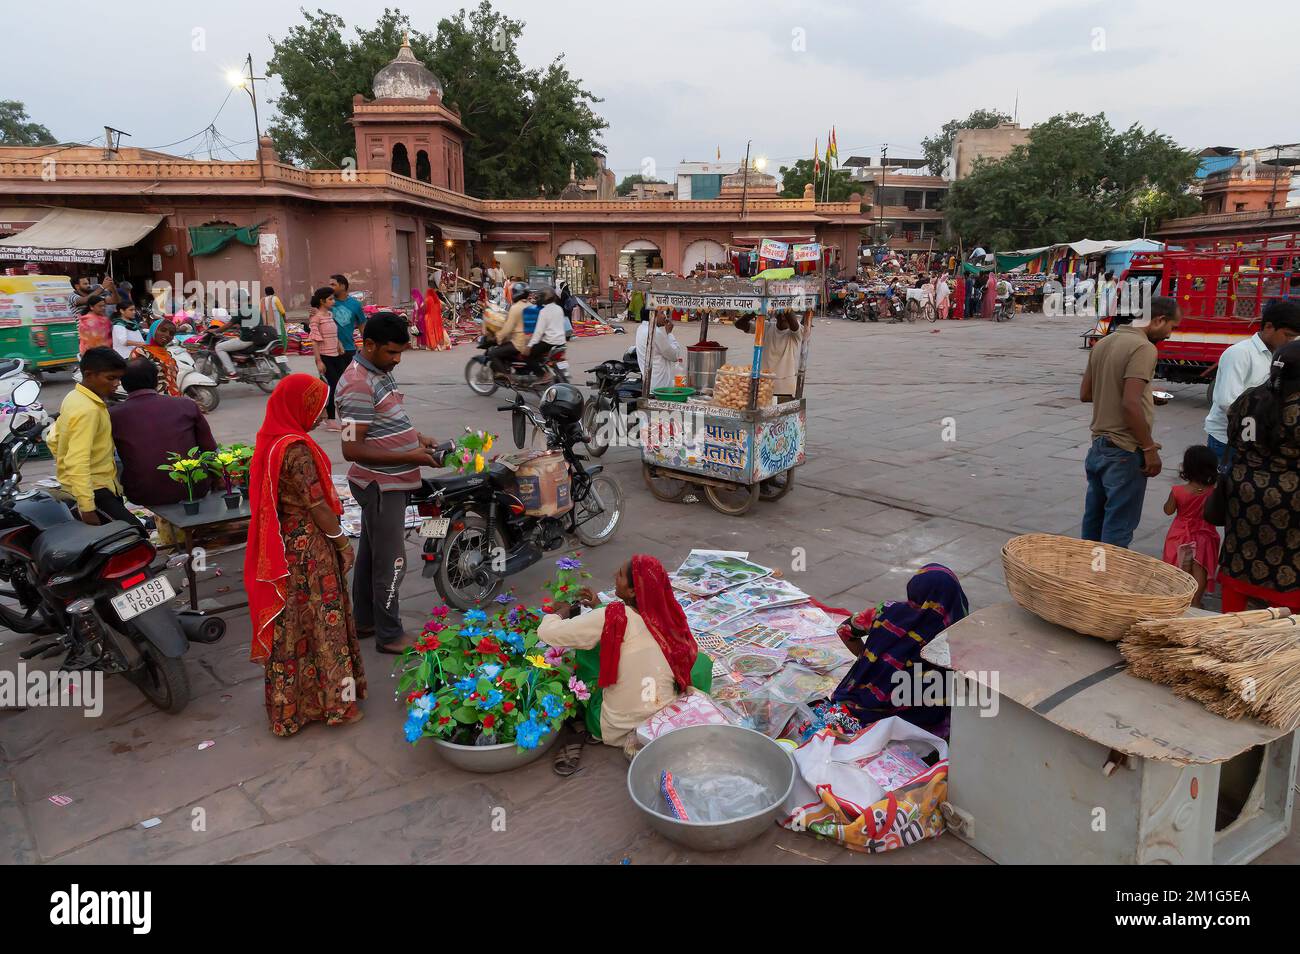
[433,728,559,773]
[627,724,795,851]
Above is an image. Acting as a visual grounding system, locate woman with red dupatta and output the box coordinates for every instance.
[540,555,712,754]
[246,374,366,736]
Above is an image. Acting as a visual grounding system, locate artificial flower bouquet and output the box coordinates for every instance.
[158,447,214,502]
[206,445,249,495]
[445,426,496,475]
[398,591,590,751]
[539,553,591,616]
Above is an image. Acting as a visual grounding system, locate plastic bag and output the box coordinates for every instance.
[669,771,776,823]
[766,663,839,704]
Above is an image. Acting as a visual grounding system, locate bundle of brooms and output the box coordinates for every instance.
[1119,608,1300,729]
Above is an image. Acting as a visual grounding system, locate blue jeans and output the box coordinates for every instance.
[1082,437,1148,548]
[1206,433,1233,474]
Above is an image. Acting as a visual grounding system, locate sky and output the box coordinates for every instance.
[8,0,1298,181]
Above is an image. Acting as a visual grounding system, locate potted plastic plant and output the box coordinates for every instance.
[208,446,247,510]
[159,448,212,515]
[398,576,587,772]
[229,443,254,499]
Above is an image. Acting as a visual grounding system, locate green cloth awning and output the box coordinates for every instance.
[188,224,261,257]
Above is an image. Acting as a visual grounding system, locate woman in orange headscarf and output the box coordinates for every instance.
[540,555,711,754]
[246,373,366,736]
[129,319,181,396]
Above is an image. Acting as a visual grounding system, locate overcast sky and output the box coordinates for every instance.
[9,0,1297,180]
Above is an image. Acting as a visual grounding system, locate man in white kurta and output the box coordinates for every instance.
[635,313,683,392]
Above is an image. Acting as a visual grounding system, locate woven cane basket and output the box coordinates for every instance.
[1001,533,1197,641]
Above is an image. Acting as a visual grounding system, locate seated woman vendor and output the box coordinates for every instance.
[830,563,969,734]
[539,555,711,752]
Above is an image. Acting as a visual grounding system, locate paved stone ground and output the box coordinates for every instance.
[1,313,1295,865]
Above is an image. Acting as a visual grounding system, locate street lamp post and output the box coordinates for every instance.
[229,54,266,182]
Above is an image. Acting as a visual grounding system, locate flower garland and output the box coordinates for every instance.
[445,426,496,475]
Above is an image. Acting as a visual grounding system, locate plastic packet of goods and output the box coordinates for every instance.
[635,688,738,746]
[784,638,855,674]
[766,663,840,705]
[857,741,932,792]
[724,644,786,678]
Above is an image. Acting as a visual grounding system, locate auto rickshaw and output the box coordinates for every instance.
[0,275,80,373]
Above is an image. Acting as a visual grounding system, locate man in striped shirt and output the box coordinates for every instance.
[337,313,445,654]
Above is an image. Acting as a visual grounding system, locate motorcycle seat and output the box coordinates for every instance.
[32,520,141,574]
[424,462,511,495]
[0,358,23,377]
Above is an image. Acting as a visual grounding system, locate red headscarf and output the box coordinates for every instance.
[598,555,698,690]
[245,374,341,663]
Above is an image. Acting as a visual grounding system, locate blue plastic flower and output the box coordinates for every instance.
[453,675,477,697]
[515,713,550,750]
[411,694,434,717]
[479,663,502,680]
[502,630,525,652]
[403,709,431,742]
[460,625,485,640]
[477,689,504,710]
[556,557,582,571]
[464,608,487,624]
[540,694,565,719]
[495,593,514,604]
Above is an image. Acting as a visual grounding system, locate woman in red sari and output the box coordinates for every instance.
[246,374,366,736]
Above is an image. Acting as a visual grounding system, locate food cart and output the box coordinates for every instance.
[0,275,80,372]
[638,275,816,516]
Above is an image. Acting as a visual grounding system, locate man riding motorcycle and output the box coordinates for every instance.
[488,281,532,374]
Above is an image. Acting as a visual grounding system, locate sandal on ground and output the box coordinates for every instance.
[553,742,585,777]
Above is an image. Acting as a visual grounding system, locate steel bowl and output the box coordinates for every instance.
[433,729,559,773]
[627,724,795,851]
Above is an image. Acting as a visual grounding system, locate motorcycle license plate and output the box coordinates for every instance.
[556,360,569,370]
[110,576,177,621]
[419,517,450,538]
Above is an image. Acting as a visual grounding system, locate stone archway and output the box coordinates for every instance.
[681,238,726,275]
[415,149,431,183]
[391,142,411,178]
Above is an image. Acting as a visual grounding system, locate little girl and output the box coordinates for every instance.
[1162,445,1221,607]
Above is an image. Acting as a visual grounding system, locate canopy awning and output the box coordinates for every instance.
[0,208,163,263]
[438,225,481,242]
[483,231,548,243]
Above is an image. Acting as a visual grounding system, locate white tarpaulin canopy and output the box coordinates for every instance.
[438,224,481,242]
[0,208,163,261]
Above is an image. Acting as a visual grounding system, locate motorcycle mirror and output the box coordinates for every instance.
[10,379,40,408]
[512,406,528,449]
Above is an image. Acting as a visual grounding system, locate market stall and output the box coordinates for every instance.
[637,273,815,516]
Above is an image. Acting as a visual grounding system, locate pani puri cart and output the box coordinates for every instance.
[637,276,816,516]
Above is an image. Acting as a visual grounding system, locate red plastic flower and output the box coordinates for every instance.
[438,716,451,725]
[482,715,496,729]
[502,701,515,712]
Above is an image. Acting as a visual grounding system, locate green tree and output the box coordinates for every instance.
[921,108,1010,177]
[615,174,666,196]
[943,112,1199,250]
[778,159,857,201]
[265,3,607,198]
[0,101,56,146]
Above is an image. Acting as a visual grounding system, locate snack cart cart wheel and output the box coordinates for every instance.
[642,461,693,502]
[758,469,795,501]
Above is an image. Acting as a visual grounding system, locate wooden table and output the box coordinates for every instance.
[150,495,252,613]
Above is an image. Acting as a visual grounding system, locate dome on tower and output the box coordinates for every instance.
[373,35,444,101]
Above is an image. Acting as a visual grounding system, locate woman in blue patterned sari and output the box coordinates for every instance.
[831,563,969,731]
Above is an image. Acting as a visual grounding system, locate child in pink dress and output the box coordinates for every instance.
[1162,445,1222,607]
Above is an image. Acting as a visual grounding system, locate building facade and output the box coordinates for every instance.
[0,44,874,312]
[949,122,1030,180]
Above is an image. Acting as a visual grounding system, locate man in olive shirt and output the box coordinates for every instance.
[1079,296,1181,547]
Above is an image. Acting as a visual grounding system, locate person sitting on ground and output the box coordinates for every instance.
[831,563,969,734]
[129,319,182,396]
[47,347,140,527]
[540,555,712,756]
[734,311,803,398]
[109,359,217,541]
[526,288,568,379]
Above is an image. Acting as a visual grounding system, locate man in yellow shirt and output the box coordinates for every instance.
[49,347,138,527]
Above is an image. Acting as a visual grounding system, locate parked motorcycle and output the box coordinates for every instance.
[0,380,225,713]
[188,323,289,394]
[464,333,570,396]
[414,384,624,609]
[580,348,642,457]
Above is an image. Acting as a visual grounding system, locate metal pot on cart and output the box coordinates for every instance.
[637,274,814,517]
